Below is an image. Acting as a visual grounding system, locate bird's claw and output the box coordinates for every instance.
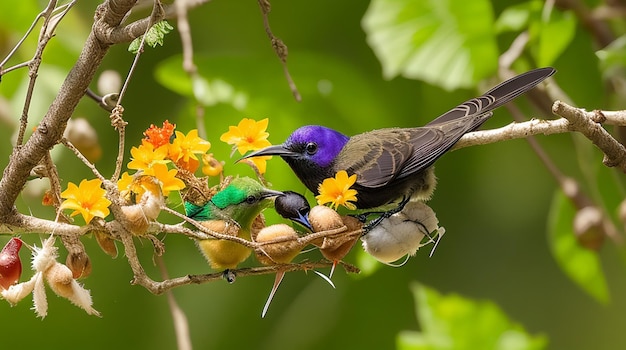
[222,269,236,284]
[362,196,412,232]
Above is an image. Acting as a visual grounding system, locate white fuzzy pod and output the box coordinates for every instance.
[361,201,443,263]
[45,262,100,317]
[0,274,37,305]
[32,272,47,318]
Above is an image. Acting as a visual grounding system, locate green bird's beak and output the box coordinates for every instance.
[259,188,285,200]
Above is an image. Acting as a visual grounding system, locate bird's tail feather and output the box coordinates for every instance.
[426,67,555,127]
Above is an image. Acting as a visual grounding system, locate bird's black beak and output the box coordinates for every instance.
[239,145,298,161]
[260,188,285,200]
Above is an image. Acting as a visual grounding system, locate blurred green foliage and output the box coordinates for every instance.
[1,0,626,350]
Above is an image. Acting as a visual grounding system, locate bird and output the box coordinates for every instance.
[185,177,283,279]
[274,190,312,231]
[242,68,555,218]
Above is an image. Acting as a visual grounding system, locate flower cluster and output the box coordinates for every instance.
[125,120,206,191]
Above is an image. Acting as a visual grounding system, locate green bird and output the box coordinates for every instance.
[185,177,283,276]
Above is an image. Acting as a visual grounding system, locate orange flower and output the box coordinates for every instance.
[315,170,358,210]
[220,118,271,155]
[60,179,111,224]
[42,190,55,206]
[143,120,176,148]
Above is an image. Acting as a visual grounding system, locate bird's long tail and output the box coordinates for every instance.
[426,67,556,127]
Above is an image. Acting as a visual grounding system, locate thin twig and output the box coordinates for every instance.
[175,0,207,139]
[257,0,301,102]
[156,255,192,350]
[16,0,60,146]
[116,1,165,106]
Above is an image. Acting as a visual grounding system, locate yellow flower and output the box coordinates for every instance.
[315,170,358,210]
[168,129,211,166]
[148,163,186,196]
[60,179,111,224]
[127,140,169,172]
[220,118,271,155]
[117,172,133,193]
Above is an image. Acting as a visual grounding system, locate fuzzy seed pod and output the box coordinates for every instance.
[255,224,302,265]
[120,190,163,235]
[309,205,344,233]
[318,216,362,262]
[45,262,74,298]
[45,262,100,316]
[121,204,151,235]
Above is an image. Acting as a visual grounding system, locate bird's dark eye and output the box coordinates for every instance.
[305,142,317,155]
[245,195,257,204]
[298,207,309,216]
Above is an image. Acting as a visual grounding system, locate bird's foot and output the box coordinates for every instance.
[222,269,236,284]
[362,196,411,232]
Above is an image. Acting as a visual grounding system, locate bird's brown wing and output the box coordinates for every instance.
[398,111,493,177]
[337,128,445,188]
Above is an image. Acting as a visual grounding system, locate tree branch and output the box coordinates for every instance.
[0,0,138,218]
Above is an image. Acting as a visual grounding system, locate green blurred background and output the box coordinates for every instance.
[0,0,625,349]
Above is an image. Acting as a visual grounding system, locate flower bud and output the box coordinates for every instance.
[573,206,605,251]
[0,238,23,289]
[201,153,224,177]
[63,118,102,162]
[66,251,92,279]
[94,231,118,258]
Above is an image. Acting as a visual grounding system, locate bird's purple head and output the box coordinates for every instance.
[284,125,349,168]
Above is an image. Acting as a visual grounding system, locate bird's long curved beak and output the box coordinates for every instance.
[240,145,298,160]
[260,188,285,200]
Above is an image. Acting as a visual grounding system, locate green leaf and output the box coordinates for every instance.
[547,190,610,304]
[495,3,531,33]
[596,35,626,80]
[398,283,548,350]
[128,20,173,54]
[529,8,576,67]
[362,0,499,90]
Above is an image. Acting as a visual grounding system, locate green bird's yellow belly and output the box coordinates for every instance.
[197,239,251,270]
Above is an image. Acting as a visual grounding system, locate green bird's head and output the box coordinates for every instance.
[185,177,283,229]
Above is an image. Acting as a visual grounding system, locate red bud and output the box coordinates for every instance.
[0,238,23,289]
